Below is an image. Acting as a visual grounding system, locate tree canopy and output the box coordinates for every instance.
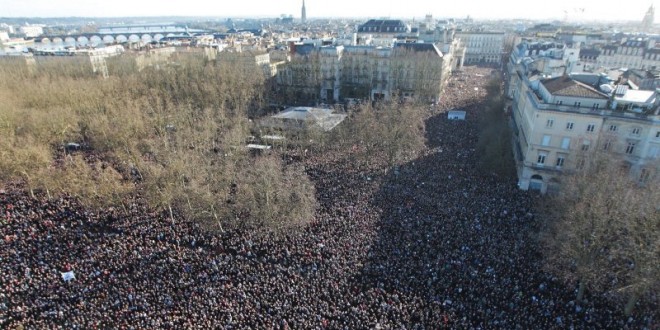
[541,156,659,315]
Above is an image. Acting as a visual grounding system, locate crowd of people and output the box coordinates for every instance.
[2,67,657,329]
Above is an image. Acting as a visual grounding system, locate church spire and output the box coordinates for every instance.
[301,0,307,23]
[642,4,654,33]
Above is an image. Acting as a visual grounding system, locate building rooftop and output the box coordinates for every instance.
[513,41,564,60]
[360,19,407,28]
[579,48,600,58]
[615,90,656,104]
[542,76,609,99]
[530,23,559,31]
[268,107,347,131]
[394,43,443,57]
[358,19,410,34]
[621,39,647,48]
[456,30,505,35]
[624,68,660,80]
[569,73,612,88]
[615,85,629,96]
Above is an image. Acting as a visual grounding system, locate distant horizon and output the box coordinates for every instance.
[0,15,653,25]
[0,0,658,23]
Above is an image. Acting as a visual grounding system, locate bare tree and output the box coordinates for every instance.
[13,153,133,209]
[0,141,52,198]
[230,155,317,231]
[275,52,322,106]
[328,101,425,170]
[376,102,426,167]
[390,48,446,104]
[541,156,659,315]
[0,50,321,235]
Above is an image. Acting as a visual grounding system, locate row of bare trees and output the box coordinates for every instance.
[540,156,659,315]
[0,53,315,232]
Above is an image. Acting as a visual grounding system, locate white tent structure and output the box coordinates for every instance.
[261,107,347,132]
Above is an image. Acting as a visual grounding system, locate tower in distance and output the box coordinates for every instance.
[642,5,654,33]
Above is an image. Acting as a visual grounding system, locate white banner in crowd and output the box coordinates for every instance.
[61,271,76,282]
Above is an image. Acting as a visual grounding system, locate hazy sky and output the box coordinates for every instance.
[0,0,658,22]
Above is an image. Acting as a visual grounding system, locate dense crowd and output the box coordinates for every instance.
[2,67,657,329]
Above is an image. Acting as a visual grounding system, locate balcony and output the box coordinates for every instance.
[531,143,570,152]
[525,161,564,173]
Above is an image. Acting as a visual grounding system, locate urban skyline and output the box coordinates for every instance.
[0,0,658,22]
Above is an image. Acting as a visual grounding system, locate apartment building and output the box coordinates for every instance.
[597,39,660,70]
[275,51,321,103]
[279,42,451,104]
[319,45,344,102]
[509,68,660,193]
[392,43,452,102]
[356,19,412,46]
[454,30,505,65]
[338,46,393,101]
[417,22,465,70]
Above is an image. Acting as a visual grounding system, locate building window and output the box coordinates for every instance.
[581,140,591,151]
[574,102,581,108]
[656,131,660,138]
[556,100,563,106]
[603,139,612,151]
[556,156,565,168]
[625,142,636,154]
[546,118,554,128]
[541,135,551,146]
[592,103,600,110]
[586,124,595,132]
[561,137,571,150]
[566,122,574,130]
[576,158,586,170]
[631,127,641,136]
[537,152,547,166]
[609,124,618,132]
[650,146,659,159]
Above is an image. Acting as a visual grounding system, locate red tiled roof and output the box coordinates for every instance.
[542,76,609,99]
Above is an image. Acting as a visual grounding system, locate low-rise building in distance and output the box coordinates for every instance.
[19,25,44,38]
[455,30,505,66]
